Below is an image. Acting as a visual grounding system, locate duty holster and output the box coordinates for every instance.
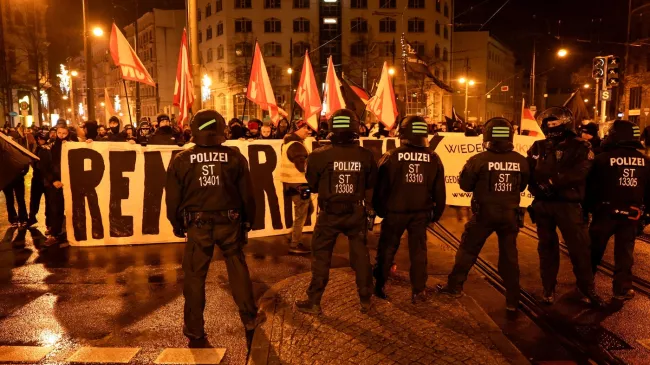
[605,202,645,221]
[297,184,311,200]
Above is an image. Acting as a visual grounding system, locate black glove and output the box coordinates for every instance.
[173,227,186,239]
[537,182,554,197]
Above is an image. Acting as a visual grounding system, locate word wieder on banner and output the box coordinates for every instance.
[61,134,541,246]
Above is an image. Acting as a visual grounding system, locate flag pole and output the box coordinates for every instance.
[122,80,133,126]
[401,33,408,104]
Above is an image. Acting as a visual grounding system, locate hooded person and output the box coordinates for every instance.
[275,118,290,139]
[580,122,602,155]
[245,119,261,140]
[148,113,179,145]
[136,120,152,145]
[123,124,137,143]
[39,121,72,249]
[82,120,99,142]
[104,116,127,142]
[586,120,650,301]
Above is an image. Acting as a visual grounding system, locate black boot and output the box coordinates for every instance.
[436,284,463,298]
[374,284,388,300]
[295,300,322,315]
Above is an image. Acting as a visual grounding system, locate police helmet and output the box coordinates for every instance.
[604,120,643,149]
[399,115,429,147]
[191,109,227,146]
[537,106,576,138]
[328,109,360,143]
[483,117,514,151]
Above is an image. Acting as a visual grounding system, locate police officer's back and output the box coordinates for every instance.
[526,106,602,306]
[296,109,377,315]
[373,116,446,302]
[438,118,529,311]
[586,120,650,301]
[165,109,259,346]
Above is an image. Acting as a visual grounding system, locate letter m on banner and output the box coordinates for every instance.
[110,23,155,87]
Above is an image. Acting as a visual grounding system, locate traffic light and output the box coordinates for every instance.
[606,56,621,88]
[592,57,606,79]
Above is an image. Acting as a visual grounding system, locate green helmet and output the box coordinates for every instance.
[191,109,227,146]
[399,115,429,147]
[328,109,360,143]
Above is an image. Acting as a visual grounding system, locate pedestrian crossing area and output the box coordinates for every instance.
[0,345,226,364]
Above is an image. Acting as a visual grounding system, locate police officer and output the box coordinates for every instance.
[296,109,378,315]
[373,116,446,302]
[437,118,529,311]
[586,120,650,301]
[526,107,602,306]
[165,109,260,346]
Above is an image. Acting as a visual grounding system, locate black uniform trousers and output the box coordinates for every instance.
[590,213,636,296]
[183,219,257,340]
[533,201,595,293]
[3,175,28,224]
[448,206,520,305]
[374,211,429,294]
[46,186,65,237]
[29,173,48,224]
[307,206,373,304]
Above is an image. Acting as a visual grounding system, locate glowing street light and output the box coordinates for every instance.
[458,77,476,121]
[557,48,568,58]
[458,77,466,84]
[92,27,104,37]
[388,67,395,76]
[468,80,475,86]
[584,83,591,89]
[584,99,589,103]
[100,102,105,107]
[287,67,293,75]
[71,70,78,77]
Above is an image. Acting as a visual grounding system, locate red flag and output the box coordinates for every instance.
[109,23,155,87]
[294,50,321,131]
[323,56,346,119]
[520,99,544,137]
[246,42,287,124]
[367,62,398,129]
[173,29,195,126]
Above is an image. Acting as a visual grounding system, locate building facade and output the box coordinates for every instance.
[622,0,650,127]
[197,0,453,122]
[451,31,518,124]
[0,0,49,127]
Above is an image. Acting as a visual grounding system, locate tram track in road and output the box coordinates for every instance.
[428,222,626,365]
[520,225,650,299]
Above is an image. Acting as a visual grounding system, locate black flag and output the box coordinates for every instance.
[402,35,454,93]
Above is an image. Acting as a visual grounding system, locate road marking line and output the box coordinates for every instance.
[66,347,141,363]
[154,348,227,364]
[0,346,53,362]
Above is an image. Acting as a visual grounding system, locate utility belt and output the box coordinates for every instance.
[599,202,644,221]
[287,184,312,200]
[320,200,365,215]
[184,210,241,227]
[473,201,525,227]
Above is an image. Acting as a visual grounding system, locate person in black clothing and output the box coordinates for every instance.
[586,120,650,301]
[82,120,99,141]
[580,122,602,154]
[244,119,261,140]
[97,126,107,140]
[3,129,28,228]
[373,116,446,303]
[274,118,290,139]
[438,118,529,311]
[40,122,70,249]
[228,118,246,140]
[124,124,136,142]
[26,131,50,228]
[526,106,602,306]
[641,124,650,155]
[148,114,180,145]
[135,120,152,145]
[165,109,260,347]
[296,109,378,315]
[317,121,329,141]
[48,128,56,143]
[104,116,126,142]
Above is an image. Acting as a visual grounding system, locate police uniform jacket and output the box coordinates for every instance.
[585,144,650,213]
[373,144,446,218]
[460,145,530,209]
[306,142,377,207]
[526,137,593,202]
[165,145,256,231]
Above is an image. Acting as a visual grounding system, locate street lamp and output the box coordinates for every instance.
[92,27,104,37]
[388,67,395,76]
[557,48,568,58]
[71,70,78,77]
[458,77,475,122]
[584,83,591,89]
[287,67,293,75]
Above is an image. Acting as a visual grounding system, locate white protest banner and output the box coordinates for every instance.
[60,134,541,246]
[431,134,543,206]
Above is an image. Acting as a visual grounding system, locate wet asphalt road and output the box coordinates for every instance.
[4,174,647,364]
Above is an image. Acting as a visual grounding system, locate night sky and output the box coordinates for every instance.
[46,0,630,89]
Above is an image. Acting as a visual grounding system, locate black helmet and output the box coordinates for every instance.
[604,120,643,149]
[191,109,226,146]
[537,106,575,138]
[328,109,359,144]
[399,115,429,147]
[483,117,514,152]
